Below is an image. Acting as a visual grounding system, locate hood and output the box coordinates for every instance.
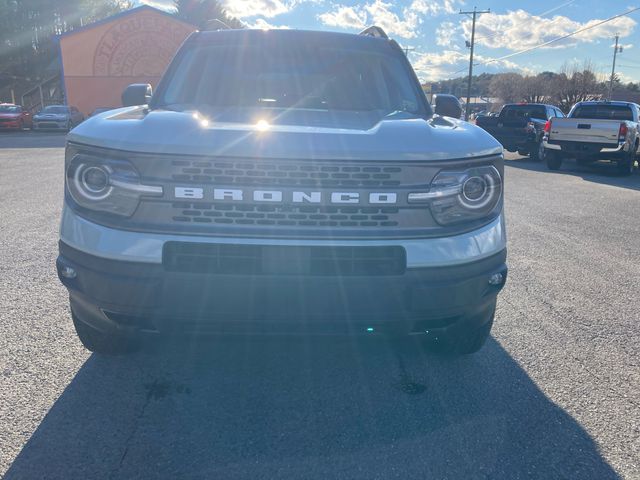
[0,113,20,119]
[68,106,502,161]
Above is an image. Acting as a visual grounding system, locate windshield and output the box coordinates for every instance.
[157,45,425,115]
[571,105,633,120]
[41,106,69,114]
[0,105,20,113]
[503,105,547,120]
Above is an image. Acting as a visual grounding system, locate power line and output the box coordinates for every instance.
[449,6,640,76]
[481,6,640,66]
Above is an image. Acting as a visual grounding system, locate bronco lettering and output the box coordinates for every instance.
[174,187,399,204]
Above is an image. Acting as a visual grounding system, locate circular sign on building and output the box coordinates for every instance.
[93,12,191,77]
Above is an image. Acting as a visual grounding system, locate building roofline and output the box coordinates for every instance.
[58,5,196,40]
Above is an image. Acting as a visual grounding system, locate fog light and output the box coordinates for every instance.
[488,273,503,286]
[60,266,77,279]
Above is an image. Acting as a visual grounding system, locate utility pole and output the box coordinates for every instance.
[460,7,490,120]
[608,34,623,100]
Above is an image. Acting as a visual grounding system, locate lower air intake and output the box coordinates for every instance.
[163,243,406,276]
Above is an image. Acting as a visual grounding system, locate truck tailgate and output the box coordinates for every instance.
[549,118,620,145]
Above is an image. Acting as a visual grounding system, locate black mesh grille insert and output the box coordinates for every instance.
[170,203,401,228]
[163,243,406,276]
[170,159,403,188]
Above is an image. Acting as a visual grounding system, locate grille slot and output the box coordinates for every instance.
[171,203,400,228]
[163,243,406,276]
[170,159,403,188]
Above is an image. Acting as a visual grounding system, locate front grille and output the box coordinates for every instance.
[163,242,406,276]
[110,154,480,237]
[170,202,400,228]
[37,122,63,128]
[169,159,403,188]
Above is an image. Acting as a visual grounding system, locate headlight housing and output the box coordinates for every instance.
[409,165,502,226]
[65,150,162,217]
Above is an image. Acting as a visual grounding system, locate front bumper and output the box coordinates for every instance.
[499,134,538,152]
[544,139,627,156]
[58,242,507,336]
[33,121,67,130]
[57,209,507,336]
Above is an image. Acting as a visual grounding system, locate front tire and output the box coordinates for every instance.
[72,311,139,355]
[546,151,563,171]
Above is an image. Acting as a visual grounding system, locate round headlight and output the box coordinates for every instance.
[425,165,502,226]
[81,166,109,193]
[462,176,487,202]
[72,163,113,200]
[458,172,498,210]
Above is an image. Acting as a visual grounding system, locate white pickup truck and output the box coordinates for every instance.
[543,101,639,175]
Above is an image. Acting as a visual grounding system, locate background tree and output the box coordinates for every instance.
[489,73,525,103]
[173,0,244,30]
[552,61,605,112]
[0,1,131,97]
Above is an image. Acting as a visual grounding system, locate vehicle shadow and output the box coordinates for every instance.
[506,155,640,192]
[4,336,620,479]
[0,131,67,149]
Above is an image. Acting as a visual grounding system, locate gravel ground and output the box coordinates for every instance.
[0,133,638,479]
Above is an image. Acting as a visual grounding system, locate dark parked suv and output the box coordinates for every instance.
[477,103,565,160]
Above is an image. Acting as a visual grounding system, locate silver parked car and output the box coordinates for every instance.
[33,105,84,131]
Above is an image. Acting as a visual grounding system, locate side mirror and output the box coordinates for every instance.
[433,95,463,120]
[122,83,152,107]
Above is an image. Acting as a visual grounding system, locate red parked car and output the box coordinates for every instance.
[0,104,32,130]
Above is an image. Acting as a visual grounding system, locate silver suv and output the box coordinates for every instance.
[56,27,507,355]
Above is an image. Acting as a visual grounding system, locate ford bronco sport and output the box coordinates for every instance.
[56,27,507,355]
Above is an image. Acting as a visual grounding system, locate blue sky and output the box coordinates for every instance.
[142,1,640,83]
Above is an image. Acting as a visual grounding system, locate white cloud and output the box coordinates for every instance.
[222,0,291,19]
[466,10,637,51]
[246,18,290,29]
[435,21,460,48]
[411,50,527,81]
[365,0,418,38]
[138,0,175,10]
[410,0,460,16]
[318,6,367,30]
[318,0,463,39]
[140,0,317,19]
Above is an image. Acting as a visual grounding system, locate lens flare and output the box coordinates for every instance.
[256,119,270,131]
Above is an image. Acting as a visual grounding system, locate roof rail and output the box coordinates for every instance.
[359,26,389,39]
[204,19,232,31]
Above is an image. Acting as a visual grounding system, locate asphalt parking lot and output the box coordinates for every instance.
[0,131,639,479]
